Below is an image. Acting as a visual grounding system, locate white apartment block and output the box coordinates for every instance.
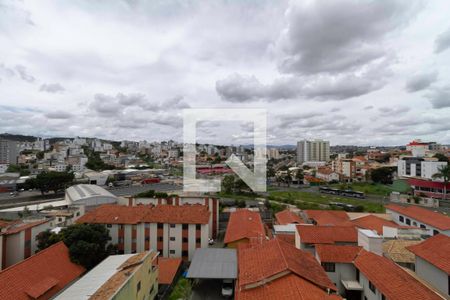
[398,157,447,180]
[297,139,330,164]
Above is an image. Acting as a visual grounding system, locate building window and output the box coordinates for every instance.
[145,237,150,242]
[119,224,124,230]
[420,224,426,229]
[132,225,137,230]
[433,230,440,235]
[137,281,141,293]
[405,218,411,225]
[106,224,112,228]
[118,237,124,244]
[182,224,188,230]
[170,237,176,241]
[158,237,163,242]
[321,262,335,272]
[157,223,163,229]
[24,240,31,248]
[170,224,176,228]
[413,221,417,226]
[145,223,150,229]
[169,250,175,254]
[196,224,201,231]
[369,281,376,293]
[399,216,404,223]
[356,269,360,282]
[196,238,201,243]
[382,294,386,300]
[182,250,188,257]
[183,237,188,243]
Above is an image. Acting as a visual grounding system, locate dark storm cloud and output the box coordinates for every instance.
[405,72,438,92]
[277,0,420,75]
[434,27,450,53]
[40,83,65,93]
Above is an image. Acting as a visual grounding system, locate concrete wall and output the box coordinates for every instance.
[415,256,449,296]
[5,232,23,268]
[360,272,384,300]
[387,209,447,236]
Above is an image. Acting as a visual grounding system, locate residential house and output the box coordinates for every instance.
[224,209,266,248]
[55,251,158,300]
[157,258,182,298]
[275,209,303,225]
[0,242,85,300]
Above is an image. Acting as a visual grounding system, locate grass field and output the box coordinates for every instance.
[268,190,385,213]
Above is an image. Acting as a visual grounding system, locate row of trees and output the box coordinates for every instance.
[36,223,115,270]
[24,171,74,194]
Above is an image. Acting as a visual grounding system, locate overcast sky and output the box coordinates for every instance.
[0,0,449,146]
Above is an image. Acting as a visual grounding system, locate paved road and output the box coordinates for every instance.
[108,183,181,196]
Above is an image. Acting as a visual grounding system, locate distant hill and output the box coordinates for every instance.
[0,133,37,142]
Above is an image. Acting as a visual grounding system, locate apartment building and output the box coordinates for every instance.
[398,157,447,179]
[386,204,450,236]
[407,234,450,297]
[56,251,158,300]
[125,196,219,239]
[297,139,330,164]
[332,158,368,182]
[0,139,19,165]
[0,242,85,300]
[0,219,53,269]
[77,204,210,260]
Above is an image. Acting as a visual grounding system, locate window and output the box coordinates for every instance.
[405,218,411,225]
[182,224,188,230]
[196,238,201,243]
[170,237,176,241]
[433,229,440,236]
[145,237,150,242]
[448,275,449,296]
[157,223,163,229]
[420,224,426,229]
[145,223,150,229]
[119,237,124,243]
[382,294,386,300]
[119,224,124,230]
[170,224,176,228]
[24,240,31,248]
[356,269,360,282]
[196,224,201,231]
[58,217,63,222]
[106,224,112,228]
[369,281,376,293]
[158,237,163,242]
[321,262,335,272]
[149,284,154,295]
[132,225,137,230]
[182,237,188,243]
[169,250,176,254]
[76,212,80,216]
[137,281,141,293]
[399,216,404,223]
[182,250,188,257]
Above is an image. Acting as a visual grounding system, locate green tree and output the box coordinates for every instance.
[295,169,304,183]
[432,165,450,200]
[169,278,192,300]
[36,229,62,251]
[222,175,235,194]
[370,167,395,184]
[30,171,74,194]
[433,153,449,162]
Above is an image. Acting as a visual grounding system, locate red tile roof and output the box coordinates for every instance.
[224,210,266,244]
[1,220,49,235]
[304,175,324,183]
[235,274,342,300]
[275,234,295,245]
[296,225,358,244]
[275,209,303,225]
[237,238,337,299]
[77,204,210,225]
[0,242,85,300]
[158,258,182,285]
[305,210,354,226]
[407,234,450,275]
[351,215,399,235]
[386,204,450,230]
[354,250,442,300]
[315,245,362,263]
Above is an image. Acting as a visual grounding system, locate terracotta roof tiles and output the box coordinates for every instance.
[386,204,450,230]
[407,234,450,274]
[224,209,266,244]
[352,215,399,235]
[158,258,182,285]
[315,245,362,263]
[296,225,358,244]
[275,209,303,225]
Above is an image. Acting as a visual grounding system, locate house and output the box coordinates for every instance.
[386,204,450,236]
[235,238,341,300]
[303,175,325,186]
[316,167,340,182]
[295,225,358,254]
[55,251,158,300]
[354,250,442,300]
[0,242,85,300]
[407,234,450,296]
[351,215,399,235]
[315,244,362,296]
[274,209,303,225]
[0,219,53,269]
[76,204,210,260]
[224,209,266,248]
[157,257,182,299]
[303,210,354,226]
[382,239,420,271]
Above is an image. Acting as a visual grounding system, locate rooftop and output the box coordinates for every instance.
[275,209,304,225]
[315,244,362,263]
[352,215,399,235]
[66,184,117,202]
[407,234,450,274]
[224,209,266,244]
[55,251,156,300]
[304,210,354,226]
[186,248,237,279]
[296,224,358,244]
[382,239,421,264]
[386,204,450,231]
[1,219,49,235]
[0,242,85,300]
[354,250,442,300]
[158,258,182,285]
[76,204,210,225]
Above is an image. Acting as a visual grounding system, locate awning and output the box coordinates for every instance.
[186,248,237,279]
[341,280,363,291]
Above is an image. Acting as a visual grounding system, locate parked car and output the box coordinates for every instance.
[222,279,233,297]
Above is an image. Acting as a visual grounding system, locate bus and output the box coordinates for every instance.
[319,187,365,199]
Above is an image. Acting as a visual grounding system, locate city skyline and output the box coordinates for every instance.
[1,1,450,146]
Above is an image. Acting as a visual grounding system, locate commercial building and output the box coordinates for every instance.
[0,242,85,300]
[77,204,210,260]
[0,219,53,269]
[0,139,19,165]
[406,178,450,201]
[386,204,450,236]
[55,251,158,300]
[297,139,330,164]
[407,234,450,296]
[65,184,118,208]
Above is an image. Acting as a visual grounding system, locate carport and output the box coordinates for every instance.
[187,248,237,300]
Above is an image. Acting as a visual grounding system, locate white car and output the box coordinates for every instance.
[208,238,214,245]
[222,279,233,297]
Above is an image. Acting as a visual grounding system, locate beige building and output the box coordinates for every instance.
[297,139,330,164]
[55,251,159,300]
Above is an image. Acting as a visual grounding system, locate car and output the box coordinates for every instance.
[208,238,214,245]
[221,279,233,297]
